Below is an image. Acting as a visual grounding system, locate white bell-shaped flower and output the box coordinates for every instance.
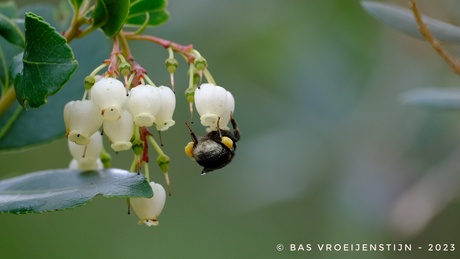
[90,77,127,121]
[103,109,134,152]
[155,86,176,131]
[69,158,103,171]
[126,85,161,127]
[130,181,166,227]
[68,131,103,170]
[195,83,233,130]
[218,91,235,130]
[64,100,103,145]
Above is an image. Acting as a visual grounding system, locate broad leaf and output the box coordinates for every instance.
[0,30,110,151]
[401,88,460,110]
[361,1,460,43]
[14,12,78,108]
[0,13,23,48]
[125,0,168,27]
[0,168,153,214]
[125,10,169,27]
[93,0,130,37]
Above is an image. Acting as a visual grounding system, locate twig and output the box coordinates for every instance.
[410,0,460,74]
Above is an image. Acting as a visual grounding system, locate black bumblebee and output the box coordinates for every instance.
[185,114,240,175]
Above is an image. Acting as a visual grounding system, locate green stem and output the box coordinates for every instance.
[0,105,22,141]
[0,45,8,94]
[147,135,165,156]
[203,69,216,85]
[132,12,150,35]
[144,162,150,182]
[0,87,18,118]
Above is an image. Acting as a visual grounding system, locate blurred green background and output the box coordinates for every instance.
[2,0,460,258]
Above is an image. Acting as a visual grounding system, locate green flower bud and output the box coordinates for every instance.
[185,88,195,103]
[194,56,207,71]
[157,154,170,173]
[119,61,131,77]
[132,139,144,156]
[165,58,178,74]
[100,147,112,168]
[84,76,96,90]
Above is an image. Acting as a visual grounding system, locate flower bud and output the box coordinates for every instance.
[126,85,161,127]
[194,83,234,130]
[155,86,176,131]
[64,100,103,145]
[165,58,178,74]
[131,181,166,226]
[194,56,207,71]
[84,76,96,90]
[68,131,103,170]
[90,77,127,121]
[103,109,134,152]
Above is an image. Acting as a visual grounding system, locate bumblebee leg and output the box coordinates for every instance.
[230,112,240,141]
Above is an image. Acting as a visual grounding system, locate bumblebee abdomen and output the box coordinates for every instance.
[194,140,233,172]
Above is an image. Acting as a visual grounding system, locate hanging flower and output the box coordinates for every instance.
[90,77,127,121]
[194,83,234,130]
[69,158,103,171]
[68,131,103,170]
[103,109,134,152]
[64,100,103,145]
[219,90,235,130]
[130,181,166,226]
[155,86,176,131]
[126,85,161,127]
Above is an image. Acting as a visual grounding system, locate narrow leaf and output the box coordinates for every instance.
[0,168,153,214]
[0,13,24,48]
[401,87,460,110]
[361,1,460,43]
[93,0,130,37]
[13,12,78,108]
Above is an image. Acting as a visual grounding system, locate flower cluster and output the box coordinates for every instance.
[64,77,176,155]
[62,35,239,226]
[64,75,174,226]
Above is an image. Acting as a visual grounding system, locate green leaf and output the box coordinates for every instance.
[69,0,84,10]
[361,1,460,43]
[125,0,168,27]
[13,12,78,108]
[0,168,153,214]
[0,13,24,48]
[401,88,460,110]
[93,0,130,37]
[0,31,110,151]
[126,10,169,27]
[0,1,18,18]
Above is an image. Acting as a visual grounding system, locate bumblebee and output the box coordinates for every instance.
[185,115,240,175]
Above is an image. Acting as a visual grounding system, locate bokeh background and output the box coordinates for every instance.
[2,0,460,258]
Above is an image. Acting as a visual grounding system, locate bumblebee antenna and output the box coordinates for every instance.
[185,122,199,143]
